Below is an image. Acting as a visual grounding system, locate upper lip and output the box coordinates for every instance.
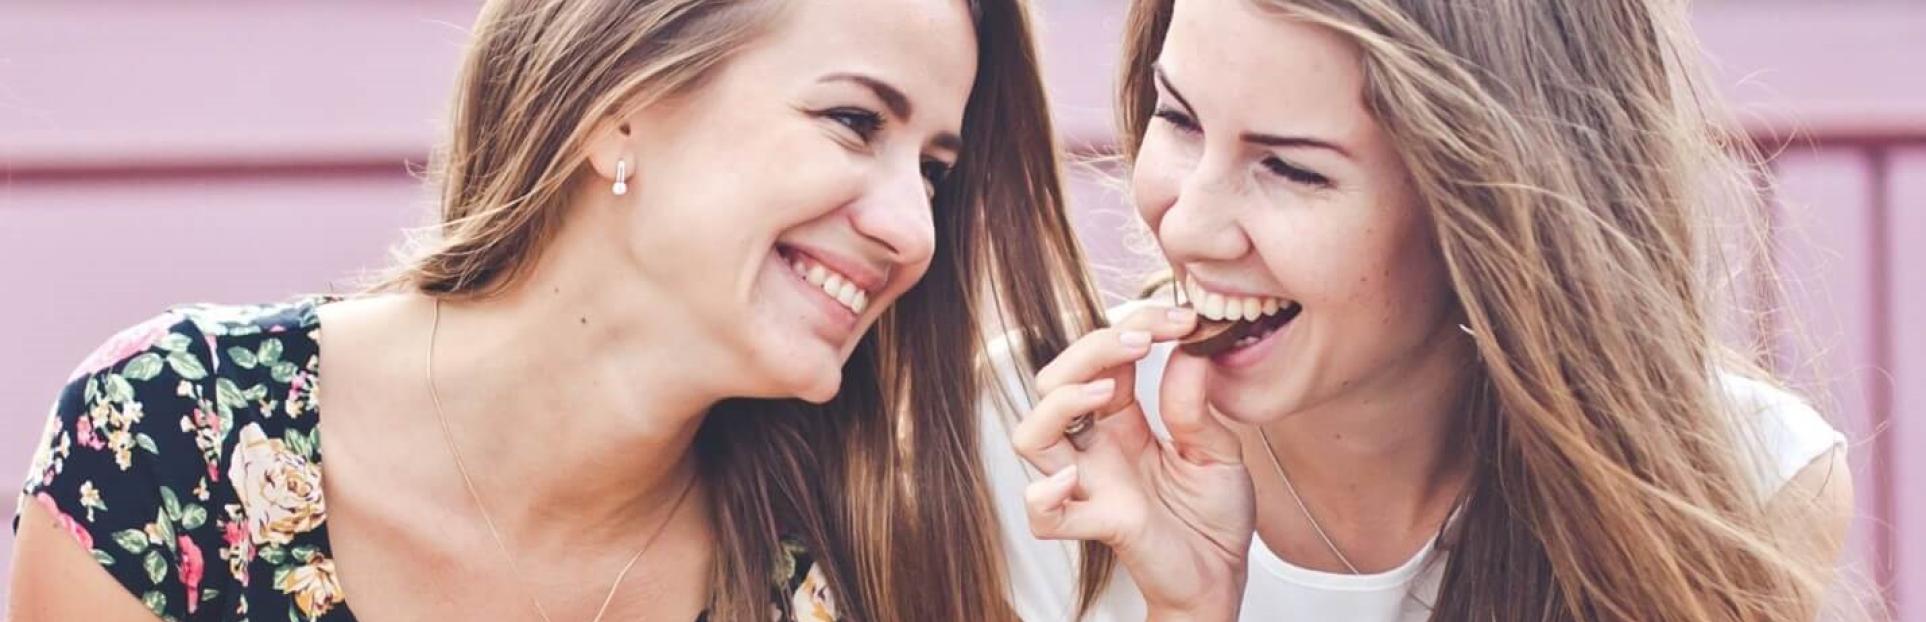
[783,244,888,294]
[1182,271,1284,301]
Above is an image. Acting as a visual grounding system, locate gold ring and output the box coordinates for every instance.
[1064,413,1098,451]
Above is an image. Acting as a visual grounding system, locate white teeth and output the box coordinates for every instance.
[1186,278,1205,306]
[789,253,871,315]
[1263,298,1281,316]
[1202,293,1226,320]
[1240,298,1261,321]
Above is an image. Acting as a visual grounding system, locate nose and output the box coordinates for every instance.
[1157,153,1251,264]
[847,160,937,268]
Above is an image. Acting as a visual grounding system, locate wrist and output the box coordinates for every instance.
[1143,573,1244,622]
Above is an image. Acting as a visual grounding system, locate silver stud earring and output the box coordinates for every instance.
[612,159,629,196]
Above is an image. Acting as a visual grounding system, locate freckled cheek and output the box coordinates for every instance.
[1357,235,1455,336]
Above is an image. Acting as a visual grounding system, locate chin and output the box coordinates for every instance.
[1205,377,1300,426]
[754,353,843,404]
[793,372,842,404]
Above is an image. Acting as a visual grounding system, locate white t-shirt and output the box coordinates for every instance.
[978,314,1847,622]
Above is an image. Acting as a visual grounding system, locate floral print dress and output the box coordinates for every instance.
[16,297,840,621]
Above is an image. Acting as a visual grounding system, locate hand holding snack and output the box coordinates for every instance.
[1010,302,1256,620]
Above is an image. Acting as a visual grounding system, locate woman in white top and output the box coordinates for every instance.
[982,0,1855,620]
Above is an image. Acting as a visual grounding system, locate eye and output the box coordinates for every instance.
[920,159,952,198]
[823,107,885,143]
[1261,156,1332,188]
[1152,107,1201,135]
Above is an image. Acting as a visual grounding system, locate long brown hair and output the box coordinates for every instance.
[1088,0,1844,619]
[381,1,1089,619]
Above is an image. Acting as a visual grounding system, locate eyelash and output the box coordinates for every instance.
[823,107,953,197]
[1151,106,1333,189]
[825,107,885,142]
[921,160,952,194]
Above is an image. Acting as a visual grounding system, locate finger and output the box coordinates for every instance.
[1012,378,1117,473]
[1034,305,1198,396]
[1023,466,1118,542]
[1158,351,1243,465]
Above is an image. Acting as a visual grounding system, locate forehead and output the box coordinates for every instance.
[1158,0,1373,139]
[744,0,978,124]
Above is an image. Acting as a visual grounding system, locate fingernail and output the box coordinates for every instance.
[1083,378,1116,397]
[1052,465,1079,484]
[1167,307,1195,323]
[1118,330,1151,347]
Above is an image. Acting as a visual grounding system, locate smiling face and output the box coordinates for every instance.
[1132,0,1464,423]
[600,0,978,404]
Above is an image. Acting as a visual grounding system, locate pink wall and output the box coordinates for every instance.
[3,2,1921,618]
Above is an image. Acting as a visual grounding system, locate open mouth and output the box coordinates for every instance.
[778,245,871,316]
[1178,277,1301,357]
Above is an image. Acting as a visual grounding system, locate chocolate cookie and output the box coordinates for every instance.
[1178,315,1249,356]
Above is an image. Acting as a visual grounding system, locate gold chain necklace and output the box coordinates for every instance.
[427,299,696,622]
[1255,427,1362,574]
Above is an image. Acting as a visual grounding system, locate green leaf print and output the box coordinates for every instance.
[228,346,260,369]
[181,504,208,530]
[123,353,165,381]
[291,544,319,561]
[160,487,182,521]
[92,549,116,566]
[260,544,288,565]
[286,430,314,461]
[271,361,297,384]
[142,590,167,616]
[216,378,247,411]
[113,529,150,554]
[136,433,159,455]
[258,338,284,364]
[158,333,192,353]
[143,549,167,584]
[167,351,209,381]
[104,374,135,404]
[154,508,177,544]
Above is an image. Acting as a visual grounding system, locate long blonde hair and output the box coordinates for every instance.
[382,1,1090,619]
[1087,0,1844,619]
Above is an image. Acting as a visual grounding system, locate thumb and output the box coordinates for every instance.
[1159,351,1242,465]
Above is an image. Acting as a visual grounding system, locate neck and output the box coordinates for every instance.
[1256,326,1477,533]
[424,228,727,544]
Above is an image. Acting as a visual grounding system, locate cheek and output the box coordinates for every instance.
[1299,212,1455,340]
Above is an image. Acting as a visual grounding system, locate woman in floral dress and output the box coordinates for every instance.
[9,1,1085,620]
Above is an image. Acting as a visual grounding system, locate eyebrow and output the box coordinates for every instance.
[1240,131,1353,159]
[820,72,962,154]
[1152,63,1354,160]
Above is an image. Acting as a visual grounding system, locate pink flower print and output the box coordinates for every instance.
[68,313,177,381]
[33,493,92,550]
[178,535,205,613]
[75,415,106,450]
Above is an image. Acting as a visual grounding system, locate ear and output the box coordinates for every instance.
[584,112,638,185]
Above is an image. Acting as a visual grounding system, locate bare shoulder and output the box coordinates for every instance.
[9,500,162,621]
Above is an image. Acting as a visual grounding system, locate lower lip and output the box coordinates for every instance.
[1209,308,1299,369]
[775,248,860,339]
